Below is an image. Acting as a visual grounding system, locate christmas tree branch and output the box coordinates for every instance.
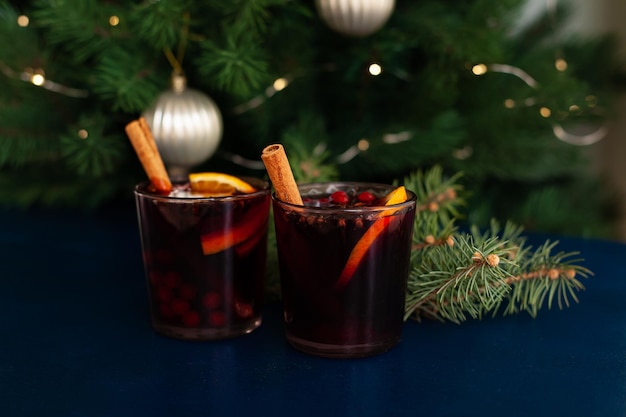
[402,167,592,323]
[493,240,592,317]
[405,234,515,323]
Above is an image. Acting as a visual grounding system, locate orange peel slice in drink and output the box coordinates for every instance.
[335,186,408,290]
[189,172,257,197]
[200,202,268,255]
[191,172,265,255]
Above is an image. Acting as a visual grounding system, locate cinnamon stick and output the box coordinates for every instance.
[261,144,303,205]
[125,117,172,194]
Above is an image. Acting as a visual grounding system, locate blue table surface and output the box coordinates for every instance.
[1,202,626,417]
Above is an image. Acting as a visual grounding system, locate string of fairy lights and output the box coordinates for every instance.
[0,0,609,170]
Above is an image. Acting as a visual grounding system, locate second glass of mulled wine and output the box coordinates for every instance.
[134,177,270,340]
[272,182,416,358]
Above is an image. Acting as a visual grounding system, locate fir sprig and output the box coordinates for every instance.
[405,234,515,323]
[495,240,591,317]
[403,167,592,323]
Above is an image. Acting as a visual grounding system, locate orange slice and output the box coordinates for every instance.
[189,172,256,197]
[379,185,407,207]
[234,223,267,257]
[200,205,268,255]
[335,186,408,290]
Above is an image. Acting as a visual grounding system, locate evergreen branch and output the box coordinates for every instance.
[130,0,191,50]
[59,113,128,177]
[494,241,592,317]
[402,165,465,264]
[403,164,466,224]
[403,167,592,324]
[405,234,516,323]
[32,0,114,64]
[280,116,339,183]
[338,111,467,180]
[196,34,269,97]
[92,46,164,113]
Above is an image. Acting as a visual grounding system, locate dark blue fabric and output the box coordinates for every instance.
[1,204,625,417]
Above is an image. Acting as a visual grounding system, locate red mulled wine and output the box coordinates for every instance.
[272,182,416,358]
[134,178,270,340]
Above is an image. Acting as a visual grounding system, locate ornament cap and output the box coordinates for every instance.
[171,73,187,93]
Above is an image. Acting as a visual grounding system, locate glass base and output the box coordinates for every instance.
[285,333,400,358]
[152,317,262,340]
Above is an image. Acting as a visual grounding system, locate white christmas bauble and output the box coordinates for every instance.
[142,74,223,178]
[315,0,395,37]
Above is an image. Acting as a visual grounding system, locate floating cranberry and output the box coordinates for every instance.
[318,197,330,207]
[170,298,190,316]
[330,191,349,205]
[208,311,226,327]
[357,191,376,204]
[202,292,222,310]
[234,301,253,318]
[182,310,201,327]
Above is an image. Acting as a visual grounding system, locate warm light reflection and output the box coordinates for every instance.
[539,107,551,118]
[472,64,487,75]
[504,99,515,109]
[17,15,29,27]
[26,68,46,86]
[357,139,369,151]
[368,63,382,76]
[273,77,288,91]
[109,16,120,26]
[555,58,568,71]
[78,129,89,139]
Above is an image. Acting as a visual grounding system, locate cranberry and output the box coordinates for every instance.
[234,301,253,318]
[202,292,222,309]
[182,310,201,327]
[357,191,376,204]
[330,191,349,205]
[209,311,226,327]
[170,298,190,316]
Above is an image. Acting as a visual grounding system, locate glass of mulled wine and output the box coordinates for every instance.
[134,177,270,340]
[272,182,416,358]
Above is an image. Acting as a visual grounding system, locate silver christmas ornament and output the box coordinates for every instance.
[142,73,223,178]
[315,0,395,37]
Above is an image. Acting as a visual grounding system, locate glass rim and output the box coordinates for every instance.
[134,177,270,203]
[272,181,417,213]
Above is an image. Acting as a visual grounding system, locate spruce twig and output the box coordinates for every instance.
[403,166,592,323]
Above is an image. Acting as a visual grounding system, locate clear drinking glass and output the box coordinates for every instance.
[272,182,416,358]
[134,178,270,340]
